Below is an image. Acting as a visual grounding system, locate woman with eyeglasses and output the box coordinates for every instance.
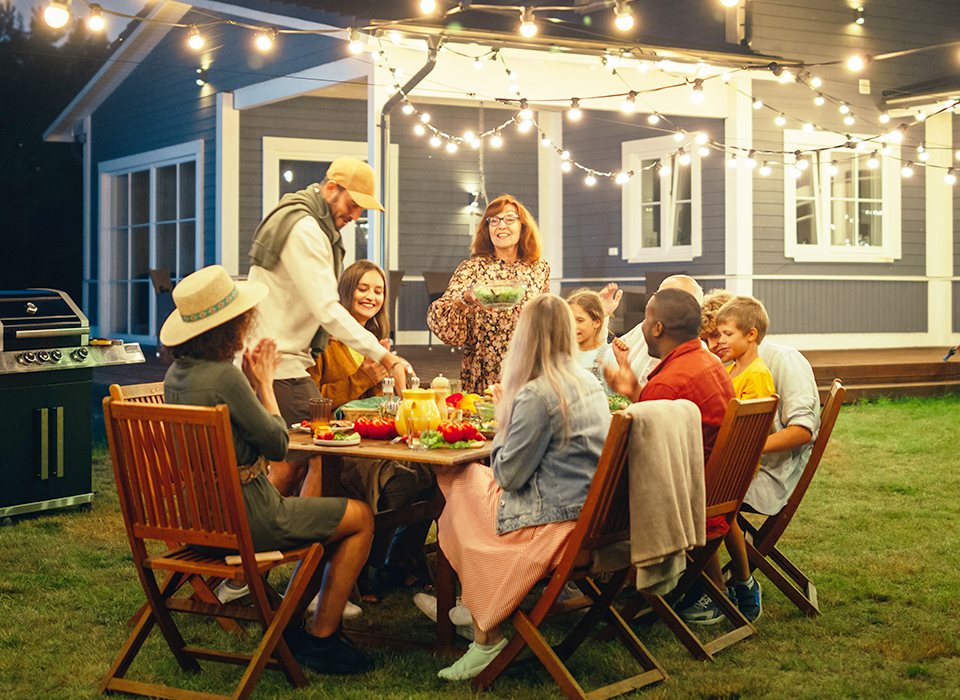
[427,194,550,395]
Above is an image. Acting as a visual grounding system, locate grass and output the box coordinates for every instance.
[2,394,960,699]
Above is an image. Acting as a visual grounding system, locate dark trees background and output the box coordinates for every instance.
[0,1,108,301]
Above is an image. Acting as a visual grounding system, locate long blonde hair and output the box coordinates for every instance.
[496,294,580,442]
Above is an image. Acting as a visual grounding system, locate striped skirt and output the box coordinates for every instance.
[436,461,577,632]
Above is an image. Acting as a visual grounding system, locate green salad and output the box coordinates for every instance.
[608,394,631,412]
[475,286,525,307]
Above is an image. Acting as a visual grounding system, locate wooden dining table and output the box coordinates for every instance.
[286,429,492,652]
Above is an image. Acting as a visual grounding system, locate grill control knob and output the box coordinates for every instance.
[72,347,89,362]
[18,352,37,365]
[50,349,62,361]
[37,351,50,362]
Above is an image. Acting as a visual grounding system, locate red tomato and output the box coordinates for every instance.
[385,418,398,438]
[369,417,390,440]
[316,431,334,441]
[438,421,463,443]
[300,419,311,428]
[459,422,480,441]
[355,417,371,438]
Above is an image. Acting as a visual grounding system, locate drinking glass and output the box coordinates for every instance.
[309,398,333,436]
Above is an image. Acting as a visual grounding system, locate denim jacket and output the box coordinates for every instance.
[491,362,611,534]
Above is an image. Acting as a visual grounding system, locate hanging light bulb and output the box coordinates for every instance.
[568,98,582,120]
[901,161,914,177]
[916,110,927,121]
[775,113,787,126]
[720,72,732,82]
[508,82,520,94]
[699,145,710,157]
[519,6,537,38]
[471,138,481,148]
[945,168,957,185]
[791,166,802,179]
[474,57,483,70]
[585,171,597,186]
[429,135,441,147]
[615,172,631,184]
[464,131,475,142]
[828,160,839,177]
[721,0,739,6]
[659,161,672,177]
[847,55,866,71]
[420,0,436,13]
[637,60,652,73]
[795,151,809,170]
[348,28,364,55]
[919,150,930,162]
[188,24,203,50]
[839,103,850,114]
[810,76,822,88]
[491,130,503,147]
[882,145,892,156]
[759,161,772,176]
[517,119,533,132]
[695,132,709,145]
[561,150,570,160]
[414,124,426,136]
[43,0,70,28]
[446,139,458,152]
[519,99,533,120]
[678,148,691,166]
[648,113,660,124]
[561,161,572,172]
[803,122,815,133]
[747,149,758,168]
[622,91,637,113]
[614,0,634,31]
[540,134,551,146]
[674,130,685,142]
[402,102,414,115]
[727,154,738,168]
[87,4,104,31]
[844,115,856,126]
[868,151,880,168]
[420,113,431,123]
[752,98,763,109]
[889,124,907,143]
[814,93,825,106]
[690,79,705,103]
[256,28,277,51]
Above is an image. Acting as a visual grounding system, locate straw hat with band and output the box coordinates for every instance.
[326,157,385,212]
[160,265,268,347]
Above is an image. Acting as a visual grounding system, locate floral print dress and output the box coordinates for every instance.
[426,256,551,394]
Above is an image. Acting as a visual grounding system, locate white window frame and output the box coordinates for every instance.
[784,129,901,263]
[621,134,702,262]
[98,140,203,343]
[262,138,399,267]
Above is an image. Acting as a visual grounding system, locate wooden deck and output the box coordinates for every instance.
[800,347,960,402]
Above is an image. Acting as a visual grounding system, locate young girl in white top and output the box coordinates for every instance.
[566,288,614,396]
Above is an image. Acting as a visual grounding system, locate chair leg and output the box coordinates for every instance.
[746,541,820,617]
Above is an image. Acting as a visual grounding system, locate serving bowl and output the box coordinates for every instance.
[472,280,527,310]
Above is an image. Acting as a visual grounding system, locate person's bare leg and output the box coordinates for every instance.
[724,520,751,583]
[705,552,724,590]
[473,621,504,646]
[299,456,325,498]
[305,499,374,638]
[268,458,308,497]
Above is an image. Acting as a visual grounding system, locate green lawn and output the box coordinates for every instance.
[2,395,959,700]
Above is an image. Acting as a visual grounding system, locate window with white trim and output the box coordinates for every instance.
[622,134,702,262]
[784,130,901,262]
[99,141,203,341]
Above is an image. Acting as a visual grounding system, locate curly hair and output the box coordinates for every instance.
[170,310,255,362]
[470,194,543,262]
[700,289,734,339]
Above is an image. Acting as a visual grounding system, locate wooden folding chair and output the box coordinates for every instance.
[100,398,326,700]
[738,379,845,617]
[110,383,242,635]
[617,396,779,661]
[472,412,667,700]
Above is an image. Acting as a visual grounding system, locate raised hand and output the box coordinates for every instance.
[598,283,623,317]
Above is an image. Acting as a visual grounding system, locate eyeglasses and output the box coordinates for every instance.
[486,214,519,227]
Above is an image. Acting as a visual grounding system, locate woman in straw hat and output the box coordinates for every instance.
[161,264,375,676]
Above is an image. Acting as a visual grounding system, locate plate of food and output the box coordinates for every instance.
[473,280,527,311]
[292,419,354,433]
[312,431,361,447]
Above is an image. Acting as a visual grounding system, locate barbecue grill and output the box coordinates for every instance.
[0,289,144,518]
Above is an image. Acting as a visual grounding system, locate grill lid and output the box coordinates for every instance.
[0,289,89,352]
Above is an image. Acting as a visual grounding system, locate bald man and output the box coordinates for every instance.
[600,275,704,393]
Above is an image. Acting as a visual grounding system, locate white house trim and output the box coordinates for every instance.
[538,110,563,294]
[724,78,753,296]
[232,58,370,110]
[217,92,240,275]
[925,112,954,345]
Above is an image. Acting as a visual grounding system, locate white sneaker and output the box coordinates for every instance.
[343,600,363,620]
[437,638,508,681]
[414,593,474,640]
[217,580,249,604]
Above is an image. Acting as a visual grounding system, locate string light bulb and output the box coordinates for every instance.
[188,24,203,50]
[491,130,503,147]
[916,110,927,121]
[420,113,431,123]
[901,161,914,177]
[945,168,956,185]
[775,113,786,126]
[561,150,570,160]
[690,79,705,103]
[811,76,822,88]
[88,4,104,32]
[474,57,483,70]
[867,151,880,169]
[803,122,815,133]
[540,134,551,146]
[727,155,738,168]
[829,160,839,177]
[889,124,907,143]
[844,114,855,126]
[401,101,414,115]
[615,172,630,184]
[256,28,277,51]
[753,98,763,109]
[759,161,772,176]
[622,91,637,113]
[430,135,441,148]
[43,0,70,28]
[659,162,672,177]
[414,124,425,136]
[585,171,597,186]
[519,6,537,38]
[695,132,708,145]
[674,130,684,142]
[648,113,660,125]
[348,28,364,55]
[847,55,866,71]
[464,131,475,142]
[614,0,634,31]
[721,0,739,6]
[795,151,808,170]
[561,161,572,172]
[446,139,458,153]
[568,98,582,120]
[747,149,758,168]
[879,112,890,124]
[839,103,850,114]
[814,93,825,106]
[419,0,436,13]
[678,148,691,166]
[519,99,533,120]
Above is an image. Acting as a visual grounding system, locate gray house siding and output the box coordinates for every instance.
[561,110,726,284]
[754,279,927,335]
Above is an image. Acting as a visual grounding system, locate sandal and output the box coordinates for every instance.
[356,574,379,604]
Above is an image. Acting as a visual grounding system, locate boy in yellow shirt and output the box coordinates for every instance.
[685,296,772,625]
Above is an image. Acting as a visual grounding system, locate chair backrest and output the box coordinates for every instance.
[556,412,633,568]
[423,271,455,303]
[103,397,254,559]
[109,381,165,404]
[703,396,780,525]
[754,379,845,549]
